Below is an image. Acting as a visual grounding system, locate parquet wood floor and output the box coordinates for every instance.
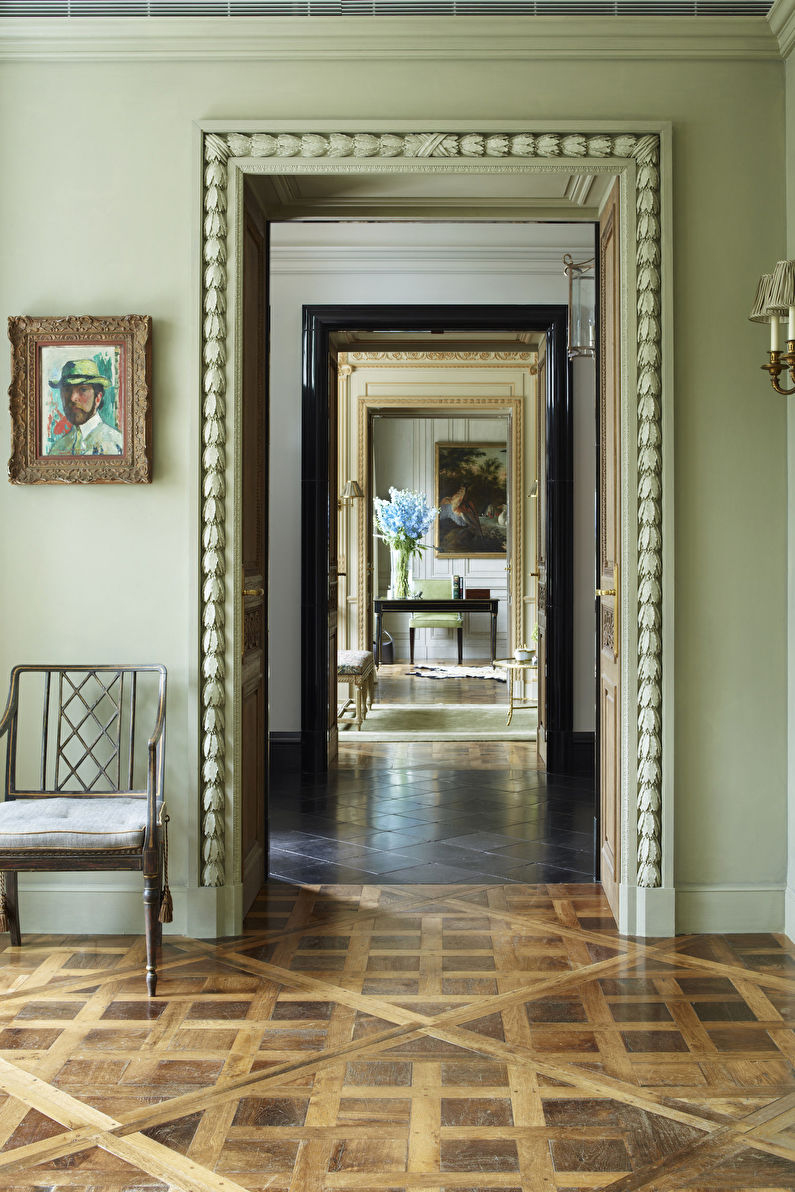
[0,882,793,1190]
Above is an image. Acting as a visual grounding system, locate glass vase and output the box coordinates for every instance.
[390,544,412,600]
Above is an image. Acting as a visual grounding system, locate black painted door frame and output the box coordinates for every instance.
[301,304,575,776]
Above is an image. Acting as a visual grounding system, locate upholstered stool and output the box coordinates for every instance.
[337,650,375,730]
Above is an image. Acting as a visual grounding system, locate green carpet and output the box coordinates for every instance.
[339,702,537,741]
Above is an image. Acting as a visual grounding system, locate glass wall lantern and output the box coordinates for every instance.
[563,253,596,360]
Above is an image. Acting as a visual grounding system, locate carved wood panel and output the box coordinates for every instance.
[598,178,621,918]
[535,338,548,769]
[239,192,268,909]
[328,352,339,763]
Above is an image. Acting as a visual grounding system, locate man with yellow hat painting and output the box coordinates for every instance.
[47,358,123,456]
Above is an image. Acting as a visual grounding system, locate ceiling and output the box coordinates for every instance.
[251,168,613,221]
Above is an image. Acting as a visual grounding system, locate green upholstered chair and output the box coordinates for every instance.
[409,577,464,665]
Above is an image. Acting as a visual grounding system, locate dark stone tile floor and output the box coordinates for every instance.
[268,763,596,885]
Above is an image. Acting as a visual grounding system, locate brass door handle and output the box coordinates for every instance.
[595,565,619,658]
[241,575,265,658]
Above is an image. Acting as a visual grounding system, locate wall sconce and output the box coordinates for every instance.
[338,479,363,510]
[750,259,795,395]
[563,253,596,360]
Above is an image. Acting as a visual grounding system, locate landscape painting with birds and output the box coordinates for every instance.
[435,442,508,558]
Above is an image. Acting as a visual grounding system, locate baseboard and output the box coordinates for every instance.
[546,730,595,778]
[15,878,241,938]
[675,884,786,934]
[270,730,301,773]
[301,727,326,773]
[619,883,675,938]
[785,885,795,943]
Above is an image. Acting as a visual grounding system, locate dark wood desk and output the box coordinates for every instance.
[373,596,499,666]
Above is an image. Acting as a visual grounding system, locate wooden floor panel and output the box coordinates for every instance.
[0,882,791,1190]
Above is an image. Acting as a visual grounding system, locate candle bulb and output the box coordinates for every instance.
[771,315,780,353]
[789,305,795,344]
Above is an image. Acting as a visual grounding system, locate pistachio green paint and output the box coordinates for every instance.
[0,32,788,931]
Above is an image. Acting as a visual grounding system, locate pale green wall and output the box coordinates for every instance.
[0,38,787,923]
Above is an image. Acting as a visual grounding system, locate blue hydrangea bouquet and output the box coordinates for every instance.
[373,487,439,599]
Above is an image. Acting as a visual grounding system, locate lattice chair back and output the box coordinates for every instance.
[4,666,165,801]
[0,664,168,996]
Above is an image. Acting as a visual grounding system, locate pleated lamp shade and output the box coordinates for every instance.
[765,259,795,316]
[749,273,773,323]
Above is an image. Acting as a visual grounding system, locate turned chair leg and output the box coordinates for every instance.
[457,627,463,666]
[5,873,20,947]
[143,873,160,996]
[409,627,415,664]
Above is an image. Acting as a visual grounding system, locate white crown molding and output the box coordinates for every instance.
[269,244,570,275]
[0,16,781,61]
[769,0,795,57]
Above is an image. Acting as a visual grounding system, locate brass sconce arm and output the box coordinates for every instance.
[338,479,364,510]
[763,344,795,396]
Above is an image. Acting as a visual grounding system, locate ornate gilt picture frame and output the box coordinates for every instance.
[8,314,152,484]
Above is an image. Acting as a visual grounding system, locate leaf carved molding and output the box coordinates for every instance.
[199,129,664,891]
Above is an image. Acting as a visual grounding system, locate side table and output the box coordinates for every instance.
[494,658,538,727]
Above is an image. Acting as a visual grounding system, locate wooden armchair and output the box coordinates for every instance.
[0,665,169,995]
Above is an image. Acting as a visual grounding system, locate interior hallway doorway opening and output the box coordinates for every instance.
[264,296,599,889]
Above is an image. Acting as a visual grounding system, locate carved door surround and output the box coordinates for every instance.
[198,123,671,938]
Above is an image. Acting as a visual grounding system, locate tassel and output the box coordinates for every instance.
[158,888,173,925]
[158,812,173,924]
[0,873,8,935]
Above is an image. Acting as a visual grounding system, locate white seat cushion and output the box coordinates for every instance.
[0,797,148,851]
[338,650,374,676]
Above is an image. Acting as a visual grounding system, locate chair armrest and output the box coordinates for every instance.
[144,669,167,846]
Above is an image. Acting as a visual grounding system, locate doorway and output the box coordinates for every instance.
[200,123,672,937]
[300,303,573,776]
[364,393,519,739]
[259,298,598,887]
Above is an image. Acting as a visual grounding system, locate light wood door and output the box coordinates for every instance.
[240,187,269,910]
[598,178,622,919]
[328,351,339,763]
[535,339,548,769]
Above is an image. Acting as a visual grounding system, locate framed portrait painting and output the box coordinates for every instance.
[8,315,152,484]
[435,441,508,558]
